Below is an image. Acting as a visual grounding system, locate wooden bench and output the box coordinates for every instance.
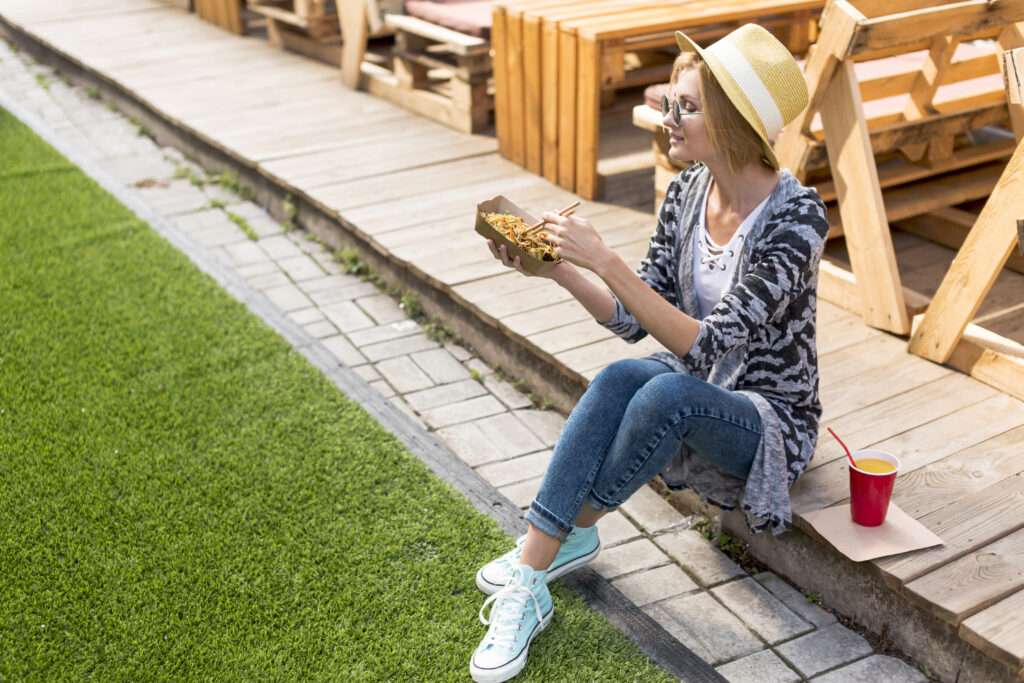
[771,0,1024,335]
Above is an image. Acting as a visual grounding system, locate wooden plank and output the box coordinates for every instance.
[793,393,1024,516]
[900,34,960,161]
[522,12,544,175]
[893,424,1024,520]
[557,26,578,190]
[816,260,928,323]
[506,6,527,167]
[340,0,368,87]
[819,60,910,333]
[492,4,511,158]
[384,13,486,52]
[943,329,1024,402]
[575,35,602,199]
[960,587,1024,674]
[849,0,1024,57]
[904,523,1024,625]
[810,372,998,473]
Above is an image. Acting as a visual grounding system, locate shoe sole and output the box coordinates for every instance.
[474,540,602,596]
[469,606,553,683]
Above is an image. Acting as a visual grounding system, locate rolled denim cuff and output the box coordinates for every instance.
[525,499,572,542]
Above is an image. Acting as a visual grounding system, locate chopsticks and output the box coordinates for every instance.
[523,200,581,235]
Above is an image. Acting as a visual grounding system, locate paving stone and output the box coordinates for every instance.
[473,412,546,460]
[513,409,565,448]
[475,450,552,488]
[711,577,813,645]
[654,529,746,587]
[321,301,375,333]
[483,374,533,409]
[248,271,292,291]
[355,293,406,325]
[298,273,364,295]
[309,281,380,306]
[375,356,435,394]
[303,320,338,339]
[498,476,542,508]
[411,348,471,385]
[619,485,687,534]
[368,379,396,399]
[276,254,324,281]
[643,592,762,666]
[404,379,489,413]
[262,283,313,312]
[321,335,367,367]
[361,334,439,363]
[287,307,324,325]
[352,365,381,383]
[347,320,422,347]
[775,623,873,679]
[236,259,279,280]
[611,563,699,607]
[259,234,304,260]
[190,222,244,248]
[104,154,177,185]
[589,538,669,580]
[595,510,643,548]
[444,342,473,361]
[754,572,837,628]
[810,655,927,683]
[390,396,426,429]
[436,421,496,467]
[715,649,801,683]
[223,240,269,267]
[419,395,506,429]
[464,358,494,377]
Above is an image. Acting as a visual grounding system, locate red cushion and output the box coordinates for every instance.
[405,0,492,39]
[644,83,669,111]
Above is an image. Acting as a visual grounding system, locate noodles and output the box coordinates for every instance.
[483,212,560,262]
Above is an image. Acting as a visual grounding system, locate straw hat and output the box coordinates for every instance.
[675,24,808,169]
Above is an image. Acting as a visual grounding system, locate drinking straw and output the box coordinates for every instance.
[524,200,581,235]
[827,427,858,468]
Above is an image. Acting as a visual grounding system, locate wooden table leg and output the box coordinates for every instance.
[908,139,1024,363]
[340,0,368,88]
[820,60,910,334]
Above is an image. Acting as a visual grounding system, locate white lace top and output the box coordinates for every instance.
[692,181,770,319]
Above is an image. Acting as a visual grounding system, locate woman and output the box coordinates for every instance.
[469,24,829,683]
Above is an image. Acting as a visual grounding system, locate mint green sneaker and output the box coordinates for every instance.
[475,525,600,595]
[470,563,553,683]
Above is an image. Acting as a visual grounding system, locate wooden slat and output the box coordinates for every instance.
[904,522,1024,625]
[960,587,1024,674]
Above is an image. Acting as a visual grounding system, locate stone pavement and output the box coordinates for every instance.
[0,38,932,683]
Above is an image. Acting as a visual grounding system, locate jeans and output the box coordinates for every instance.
[525,358,763,542]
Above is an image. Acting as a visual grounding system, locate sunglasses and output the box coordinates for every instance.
[661,94,704,126]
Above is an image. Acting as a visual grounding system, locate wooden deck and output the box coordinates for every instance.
[2,1,1023,680]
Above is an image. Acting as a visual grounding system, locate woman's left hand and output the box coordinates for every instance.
[542,211,613,275]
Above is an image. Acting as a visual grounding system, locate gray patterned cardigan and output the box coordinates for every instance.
[600,163,830,535]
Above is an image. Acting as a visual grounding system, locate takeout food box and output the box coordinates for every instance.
[475,195,562,277]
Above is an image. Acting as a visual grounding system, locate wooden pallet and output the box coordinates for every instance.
[250,0,341,65]
[350,13,492,133]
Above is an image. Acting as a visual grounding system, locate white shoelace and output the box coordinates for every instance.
[477,576,546,651]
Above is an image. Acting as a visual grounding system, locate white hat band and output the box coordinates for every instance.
[707,40,785,140]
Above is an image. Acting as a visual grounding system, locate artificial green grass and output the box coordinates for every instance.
[0,108,676,682]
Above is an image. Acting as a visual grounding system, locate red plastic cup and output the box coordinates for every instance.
[848,449,900,526]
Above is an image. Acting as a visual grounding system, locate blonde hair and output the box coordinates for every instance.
[670,52,773,173]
